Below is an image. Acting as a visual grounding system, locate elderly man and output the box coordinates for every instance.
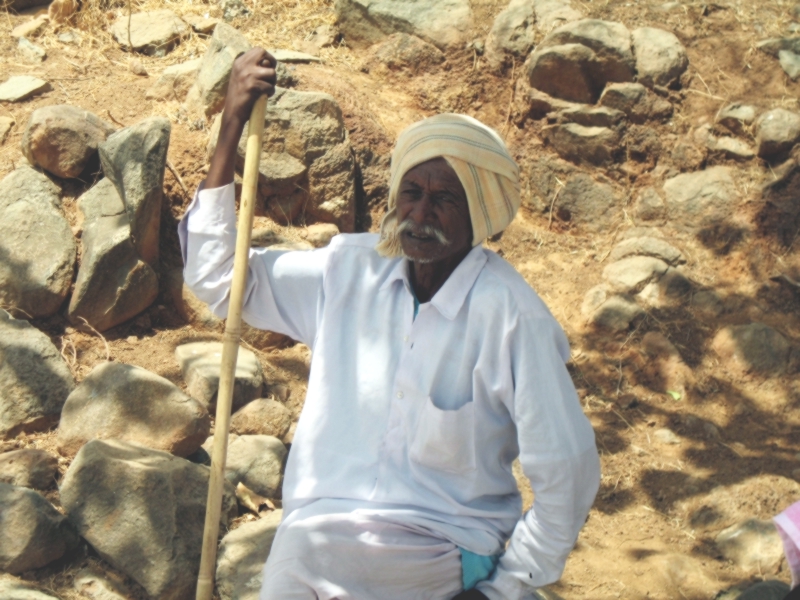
[180,49,600,600]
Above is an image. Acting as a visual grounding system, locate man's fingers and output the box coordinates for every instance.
[261,50,277,69]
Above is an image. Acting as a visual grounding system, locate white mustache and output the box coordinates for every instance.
[396,219,450,246]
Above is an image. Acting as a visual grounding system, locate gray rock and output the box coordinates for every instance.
[599,82,671,124]
[58,362,210,458]
[714,519,784,572]
[60,439,237,600]
[68,179,158,332]
[557,105,625,128]
[780,49,800,79]
[0,449,58,489]
[182,14,221,35]
[670,138,706,172]
[109,10,190,56]
[175,341,264,410]
[532,0,582,33]
[603,256,669,294]
[716,103,757,134]
[626,124,663,164]
[736,581,791,600]
[0,576,61,600]
[757,36,800,58]
[707,135,755,160]
[637,267,692,307]
[0,483,79,574]
[269,49,323,63]
[0,310,74,439]
[485,0,535,67]
[364,33,445,73]
[0,167,76,318]
[204,434,286,498]
[635,187,666,222]
[185,23,252,117]
[526,43,601,103]
[334,0,472,49]
[216,510,283,600]
[231,398,292,439]
[691,289,724,318]
[221,0,250,21]
[99,117,170,266]
[553,172,619,229]
[755,108,800,159]
[608,237,684,265]
[73,568,132,600]
[0,76,51,102]
[543,122,621,166]
[662,166,737,226]
[146,58,202,101]
[21,105,115,179]
[712,323,791,375]
[17,37,46,63]
[654,428,681,444]
[590,294,644,330]
[631,27,688,88]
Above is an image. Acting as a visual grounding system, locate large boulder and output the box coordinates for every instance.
[0,310,74,439]
[714,519,784,573]
[0,449,58,489]
[109,10,190,56]
[60,439,237,600]
[542,123,621,166]
[599,82,673,124]
[485,0,535,68]
[204,434,287,498]
[98,116,170,266]
[603,256,669,294]
[67,179,158,332]
[363,33,445,73]
[0,483,79,574]
[755,108,800,159]
[631,27,688,88]
[21,105,115,179]
[711,323,791,375]
[334,0,472,49]
[526,43,601,104]
[608,237,684,265]
[57,362,211,457]
[662,166,737,227]
[0,167,76,318]
[532,0,582,32]
[582,287,644,331]
[551,172,620,230]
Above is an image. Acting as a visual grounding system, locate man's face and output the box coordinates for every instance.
[395,158,473,265]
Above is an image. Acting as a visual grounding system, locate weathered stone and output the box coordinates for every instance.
[0,117,13,144]
[0,575,61,600]
[60,439,237,600]
[302,223,340,247]
[553,172,619,229]
[662,166,737,226]
[175,342,264,410]
[146,58,202,101]
[608,237,684,265]
[533,0,582,33]
[755,108,800,159]
[599,82,671,124]
[68,179,158,332]
[557,105,625,128]
[631,27,688,88]
[635,187,666,222]
[757,36,800,58]
[603,256,669,294]
[736,581,792,600]
[58,362,210,458]
[692,290,724,318]
[715,519,784,572]
[0,76,50,102]
[99,117,170,266]
[21,105,115,179]
[637,267,692,307]
[712,323,791,375]
[0,167,76,318]
[110,10,190,56]
[590,294,644,330]
[11,17,48,39]
[779,49,800,79]
[182,13,220,34]
[303,24,340,51]
[580,284,608,317]
[761,158,800,246]
[0,310,74,439]
[185,23,252,117]
[216,510,283,600]
[204,434,286,498]
[0,449,58,489]
[364,33,444,73]
[334,0,472,50]
[707,135,755,160]
[626,125,662,164]
[654,428,681,444]
[17,37,46,63]
[716,103,757,134]
[515,80,581,121]
[543,122,621,165]
[527,43,601,103]
[73,568,132,600]
[485,0,535,67]
[670,138,706,172]
[48,0,78,24]
[231,398,292,439]
[269,49,323,63]
[0,483,79,574]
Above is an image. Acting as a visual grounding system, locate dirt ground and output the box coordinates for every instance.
[1,0,800,598]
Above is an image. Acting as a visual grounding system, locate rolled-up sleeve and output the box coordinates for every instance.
[178,183,331,347]
[477,315,601,600]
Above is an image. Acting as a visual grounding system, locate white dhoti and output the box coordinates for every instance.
[260,508,463,600]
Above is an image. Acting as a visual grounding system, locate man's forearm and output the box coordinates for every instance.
[205,114,247,189]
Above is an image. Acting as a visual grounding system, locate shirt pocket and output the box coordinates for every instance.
[408,397,477,475]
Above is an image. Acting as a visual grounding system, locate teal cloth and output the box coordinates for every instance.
[459,548,500,590]
[413,295,419,320]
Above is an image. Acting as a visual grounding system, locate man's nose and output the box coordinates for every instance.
[407,193,434,223]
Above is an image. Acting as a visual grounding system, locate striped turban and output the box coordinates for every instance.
[376,113,520,258]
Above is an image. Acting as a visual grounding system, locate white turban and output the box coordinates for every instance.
[376,113,521,258]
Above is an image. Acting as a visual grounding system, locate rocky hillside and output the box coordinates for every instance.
[0,0,799,598]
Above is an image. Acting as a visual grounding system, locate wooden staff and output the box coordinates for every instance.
[196,94,268,600]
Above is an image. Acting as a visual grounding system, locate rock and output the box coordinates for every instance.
[334,0,472,49]
[11,17,48,39]
[707,135,755,160]
[543,122,621,165]
[128,57,148,77]
[0,449,58,489]
[485,0,535,67]
[626,125,662,164]
[557,105,625,128]
[184,23,252,117]
[0,117,13,144]
[0,75,51,102]
[599,82,671,124]
[526,43,601,103]
[99,116,170,266]
[60,439,237,600]
[0,167,76,318]
[736,581,792,600]
[68,179,158,332]
[231,398,292,439]
[715,519,784,572]
[48,0,77,24]
[221,0,250,21]
[182,14,220,34]
[304,24,340,50]
[203,435,286,498]
[670,138,706,172]
[515,80,582,121]
[302,223,340,247]
[638,267,691,307]
[590,294,644,330]
[363,33,445,73]
[73,568,132,600]
[761,158,800,246]
[0,576,61,600]
[216,510,283,600]
[21,105,115,179]
[0,483,79,573]
[662,166,737,227]
[755,108,800,159]
[692,290,724,318]
[654,428,681,444]
[757,36,800,58]
[58,362,210,458]
[532,0,582,33]
[716,103,757,134]
[581,284,608,316]
[146,58,202,101]
[603,256,669,294]
[175,342,264,409]
[552,172,619,229]
[711,323,791,375]
[0,310,74,439]
[608,237,684,265]
[109,10,190,56]
[631,27,688,88]
[17,37,46,63]
[779,49,800,79]
[269,49,323,63]
[635,187,666,222]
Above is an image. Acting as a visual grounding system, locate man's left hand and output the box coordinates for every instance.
[451,590,489,600]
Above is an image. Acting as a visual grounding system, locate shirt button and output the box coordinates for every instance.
[397,391,404,399]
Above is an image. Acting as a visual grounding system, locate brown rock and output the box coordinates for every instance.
[526,43,601,104]
[231,398,292,439]
[0,449,58,489]
[712,323,791,375]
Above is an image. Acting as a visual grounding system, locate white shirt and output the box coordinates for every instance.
[179,183,600,600]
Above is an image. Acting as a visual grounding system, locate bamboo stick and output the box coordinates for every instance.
[196,94,268,600]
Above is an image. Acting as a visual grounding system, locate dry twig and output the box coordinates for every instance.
[78,317,111,361]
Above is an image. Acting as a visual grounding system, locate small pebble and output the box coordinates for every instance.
[126,336,137,343]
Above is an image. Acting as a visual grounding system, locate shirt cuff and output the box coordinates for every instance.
[178,182,237,265]
[476,567,539,600]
